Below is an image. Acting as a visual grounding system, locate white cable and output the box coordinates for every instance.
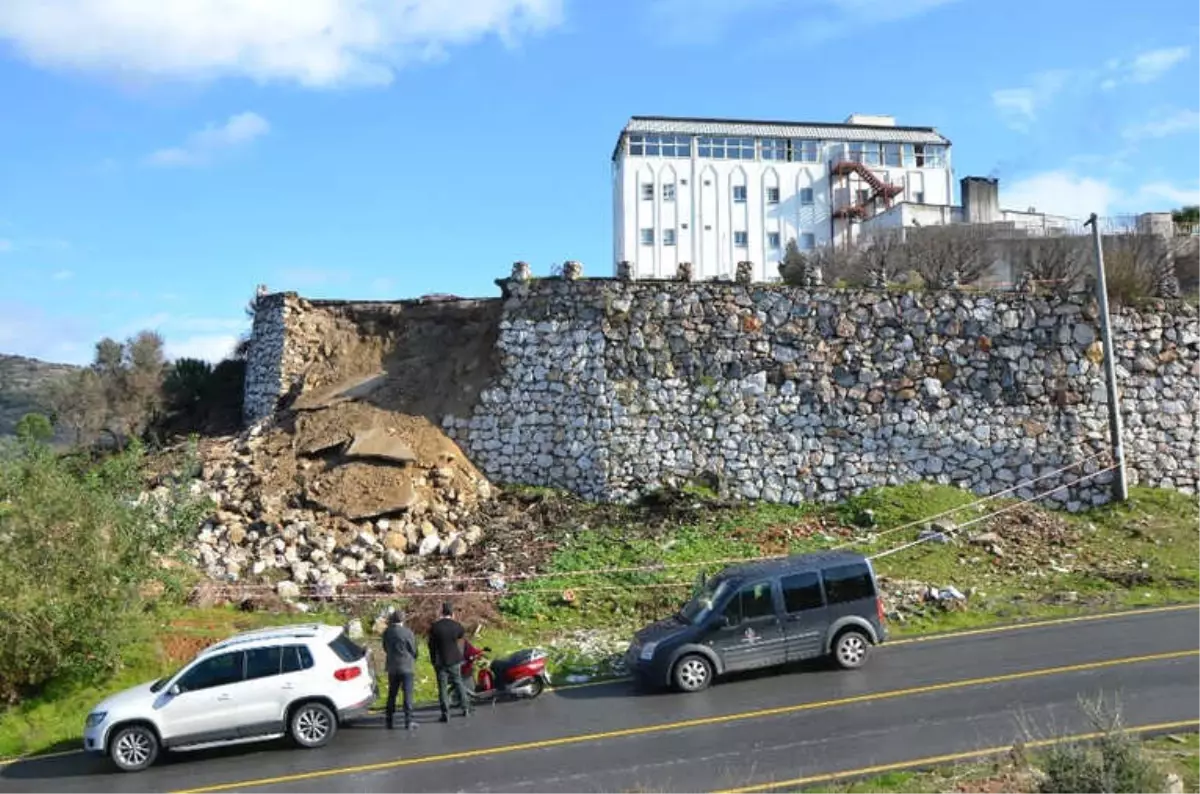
[868,464,1119,561]
[833,451,1111,550]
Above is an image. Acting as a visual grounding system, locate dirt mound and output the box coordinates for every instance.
[191,380,496,595]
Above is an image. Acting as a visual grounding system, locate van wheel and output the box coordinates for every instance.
[290,702,337,749]
[833,629,870,670]
[109,724,159,772]
[672,654,714,692]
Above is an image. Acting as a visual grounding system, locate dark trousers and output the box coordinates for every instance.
[385,671,414,728]
[435,663,472,717]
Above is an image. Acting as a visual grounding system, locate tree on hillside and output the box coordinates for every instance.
[1172,205,1199,225]
[1010,235,1089,287]
[44,368,107,445]
[904,225,992,286]
[855,228,907,287]
[777,238,807,283]
[1101,232,1179,303]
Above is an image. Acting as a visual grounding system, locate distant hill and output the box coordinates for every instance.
[0,354,78,438]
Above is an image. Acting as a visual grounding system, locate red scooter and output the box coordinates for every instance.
[457,640,550,702]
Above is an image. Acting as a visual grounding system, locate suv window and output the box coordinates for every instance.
[822,563,876,604]
[328,633,366,663]
[722,581,776,624]
[282,644,315,673]
[244,647,283,681]
[177,651,244,692]
[781,571,824,612]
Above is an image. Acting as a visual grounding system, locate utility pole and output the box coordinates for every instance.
[1084,212,1128,501]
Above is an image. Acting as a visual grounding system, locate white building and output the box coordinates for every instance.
[611,114,953,280]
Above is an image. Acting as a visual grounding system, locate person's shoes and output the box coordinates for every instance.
[405,723,417,731]
[439,714,449,723]
[385,722,394,730]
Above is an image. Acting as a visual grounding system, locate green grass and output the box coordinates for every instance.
[1,484,1195,762]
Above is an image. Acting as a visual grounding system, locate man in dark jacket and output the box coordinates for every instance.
[382,609,418,730]
[428,601,472,722]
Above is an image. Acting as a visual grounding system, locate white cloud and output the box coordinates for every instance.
[1002,171,1121,219]
[1123,109,1200,140]
[51,269,73,281]
[1135,181,1200,209]
[165,334,238,363]
[1102,46,1191,89]
[991,70,1074,132]
[147,111,269,168]
[0,0,563,88]
[1002,170,1199,218]
[0,239,11,253]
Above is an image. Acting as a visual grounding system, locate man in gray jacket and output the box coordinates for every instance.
[382,609,418,731]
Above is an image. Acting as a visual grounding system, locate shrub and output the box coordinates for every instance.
[0,434,207,702]
[1037,697,1166,793]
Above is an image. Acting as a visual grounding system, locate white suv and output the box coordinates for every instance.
[83,623,377,772]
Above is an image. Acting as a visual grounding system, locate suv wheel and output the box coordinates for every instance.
[672,654,714,693]
[290,702,337,749]
[109,724,159,773]
[833,629,870,670]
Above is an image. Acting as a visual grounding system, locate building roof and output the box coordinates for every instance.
[612,115,951,161]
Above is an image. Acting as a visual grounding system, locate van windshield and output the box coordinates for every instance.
[678,577,731,624]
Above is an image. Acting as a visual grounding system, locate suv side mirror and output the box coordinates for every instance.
[168,684,182,696]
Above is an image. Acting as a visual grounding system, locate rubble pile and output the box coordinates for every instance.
[189,384,502,596]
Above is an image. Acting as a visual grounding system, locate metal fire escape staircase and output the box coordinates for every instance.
[830,160,905,221]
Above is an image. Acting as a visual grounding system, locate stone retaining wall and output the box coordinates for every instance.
[246,280,1199,507]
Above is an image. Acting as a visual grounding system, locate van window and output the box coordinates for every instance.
[722,581,776,624]
[822,563,876,604]
[781,572,824,612]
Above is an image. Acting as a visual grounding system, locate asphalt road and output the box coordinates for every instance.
[3,605,1197,794]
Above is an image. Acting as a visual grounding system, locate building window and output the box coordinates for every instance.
[883,143,902,167]
[790,139,820,163]
[640,228,654,246]
[856,188,870,205]
[766,187,780,204]
[914,144,947,168]
[800,233,816,250]
[761,138,788,161]
[733,185,747,203]
[767,232,781,249]
[734,231,748,247]
[849,142,881,166]
[698,136,754,160]
[914,191,925,204]
[799,187,814,205]
[640,183,654,200]
[663,183,676,201]
[663,229,677,246]
[628,133,691,157]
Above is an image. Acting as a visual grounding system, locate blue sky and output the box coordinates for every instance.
[0,0,1196,365]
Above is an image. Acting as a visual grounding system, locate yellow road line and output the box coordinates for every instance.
[171,648,1199,794]
[713,719,1200,793]
[0,747,82,768]
[9,604,1200,772]
[885,603,1199,647]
